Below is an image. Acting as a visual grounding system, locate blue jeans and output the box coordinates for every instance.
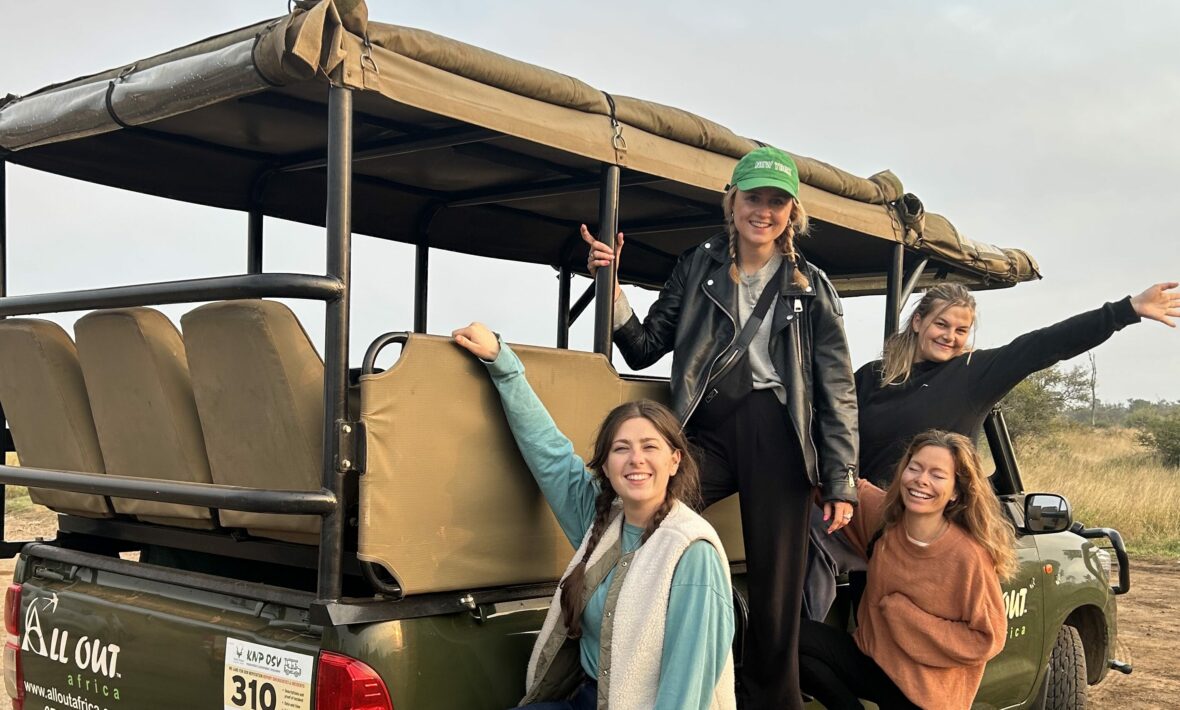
[516,679,596,710]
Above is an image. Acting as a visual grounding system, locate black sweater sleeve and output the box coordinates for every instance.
[966,297,1140,406]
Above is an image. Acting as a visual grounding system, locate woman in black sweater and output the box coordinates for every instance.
[856,281,1179,486]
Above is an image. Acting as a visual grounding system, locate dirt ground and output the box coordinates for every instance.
[0,507,1176,708]
[1087,558,1180,709]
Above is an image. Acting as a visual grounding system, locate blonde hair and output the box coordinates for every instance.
[878,430,1018,580]
[722,186,811,288]
[879,283,977,386]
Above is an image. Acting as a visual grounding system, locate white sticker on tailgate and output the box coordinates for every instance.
[224,637,314,710]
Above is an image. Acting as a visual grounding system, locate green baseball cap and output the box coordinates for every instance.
[729,146,799,197]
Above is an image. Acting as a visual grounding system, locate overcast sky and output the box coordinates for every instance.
[2,1,1177,402]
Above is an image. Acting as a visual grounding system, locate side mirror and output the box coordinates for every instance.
[1023,493,1072,534]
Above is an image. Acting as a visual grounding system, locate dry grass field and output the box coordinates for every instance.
[1013,426,1180,559]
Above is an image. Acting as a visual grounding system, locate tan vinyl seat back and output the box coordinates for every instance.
[358,334,745,596]
[181,300,323,543]
[0,319,111,517]
[75,308,216,528]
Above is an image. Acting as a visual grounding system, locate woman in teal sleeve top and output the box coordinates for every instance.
[453,323,737,710]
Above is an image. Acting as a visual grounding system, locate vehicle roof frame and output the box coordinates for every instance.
[0,1,1042,605]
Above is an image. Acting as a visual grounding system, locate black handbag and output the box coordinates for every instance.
[689,263,784,430]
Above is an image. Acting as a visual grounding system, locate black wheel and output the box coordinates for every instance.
[1039,624,1087,710]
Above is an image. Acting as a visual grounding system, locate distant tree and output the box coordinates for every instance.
[1131,412,1180,467]
[1087,353,1098,427]
[1065,396,1180,428]
[999,365,1090,439]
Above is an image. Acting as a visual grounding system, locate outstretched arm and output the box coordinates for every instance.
[453,323,597,545]
[971,282,1177,404]
[968,297,1138,404]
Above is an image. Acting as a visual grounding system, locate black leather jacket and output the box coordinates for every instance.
[614,233,859,504]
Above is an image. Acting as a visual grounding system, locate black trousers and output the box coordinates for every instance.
[797,618,919,709]
[690,390,812,710]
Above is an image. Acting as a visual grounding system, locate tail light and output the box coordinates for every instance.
[315,651,392,710]
[4,583,23,709]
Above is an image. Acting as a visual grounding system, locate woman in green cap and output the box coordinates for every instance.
[583,146,859,710]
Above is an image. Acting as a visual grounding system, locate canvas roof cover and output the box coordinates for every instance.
[0,0,1039,294]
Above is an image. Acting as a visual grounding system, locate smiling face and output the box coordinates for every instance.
[731,187,794,254]
[912,303,975,363]
[603,416,681,517]
[899,444,958,517]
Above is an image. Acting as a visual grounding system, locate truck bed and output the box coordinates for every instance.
[10,543,547,709]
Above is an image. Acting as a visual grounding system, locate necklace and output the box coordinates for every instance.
[740,272,760,308]
[904,517,950,546]
[740,254,779,309]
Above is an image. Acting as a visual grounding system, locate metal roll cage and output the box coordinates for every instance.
[0,81,1050,608]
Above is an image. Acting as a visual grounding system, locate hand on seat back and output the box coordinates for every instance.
[452,322,501,361]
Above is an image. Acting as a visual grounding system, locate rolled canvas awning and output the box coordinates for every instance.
[0,0,1039,293]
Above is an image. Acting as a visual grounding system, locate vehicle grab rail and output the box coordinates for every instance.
[0,465,337,515]
[1071,522,1131,595]
[362,331,410,375]
[0,273,343,317]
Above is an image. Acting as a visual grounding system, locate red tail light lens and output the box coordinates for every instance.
[3,585,19,636]
[315,651,392,710]
[3,642,21,710]
[3,583,22,709]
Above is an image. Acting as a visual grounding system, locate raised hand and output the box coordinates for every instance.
[581,224,624,301]
[452,322,501,361]
[1131,282,1180,327]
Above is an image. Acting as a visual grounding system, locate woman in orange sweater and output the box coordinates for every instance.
[798,430,1015,709]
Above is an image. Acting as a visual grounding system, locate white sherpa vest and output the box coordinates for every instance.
[523,501,737,710]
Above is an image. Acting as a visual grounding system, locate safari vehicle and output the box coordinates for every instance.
[0,2,1129,708]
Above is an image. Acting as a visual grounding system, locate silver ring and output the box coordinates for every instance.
[842,514,853,520]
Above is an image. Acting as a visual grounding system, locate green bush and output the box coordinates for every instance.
[999,365,1090,440]
[1131,412,1180,467]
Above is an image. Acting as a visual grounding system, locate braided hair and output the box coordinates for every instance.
[558,399,702,638]
[722,185,811,289]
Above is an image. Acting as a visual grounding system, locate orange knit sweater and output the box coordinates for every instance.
[843,480,1007,710]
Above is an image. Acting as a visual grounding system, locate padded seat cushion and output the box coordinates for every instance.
[181,300,323,541]
[0,319,111,517]
[75,308,215,528]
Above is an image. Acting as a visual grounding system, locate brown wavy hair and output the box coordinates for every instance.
[879,283,977,386]
[877,430,1017,580]
[558,399,702,638]
[721,186,811,288]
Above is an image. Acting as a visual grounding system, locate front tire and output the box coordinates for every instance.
[1041,624,1087,710]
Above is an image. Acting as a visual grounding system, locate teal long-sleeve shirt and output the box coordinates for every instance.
[483,341,734,710]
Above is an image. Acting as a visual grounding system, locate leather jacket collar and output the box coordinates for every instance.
[613,236,860,503]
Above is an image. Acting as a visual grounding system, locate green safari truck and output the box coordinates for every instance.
[0,2,1129,708]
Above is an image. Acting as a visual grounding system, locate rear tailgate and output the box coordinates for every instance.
[13,544,321,710]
